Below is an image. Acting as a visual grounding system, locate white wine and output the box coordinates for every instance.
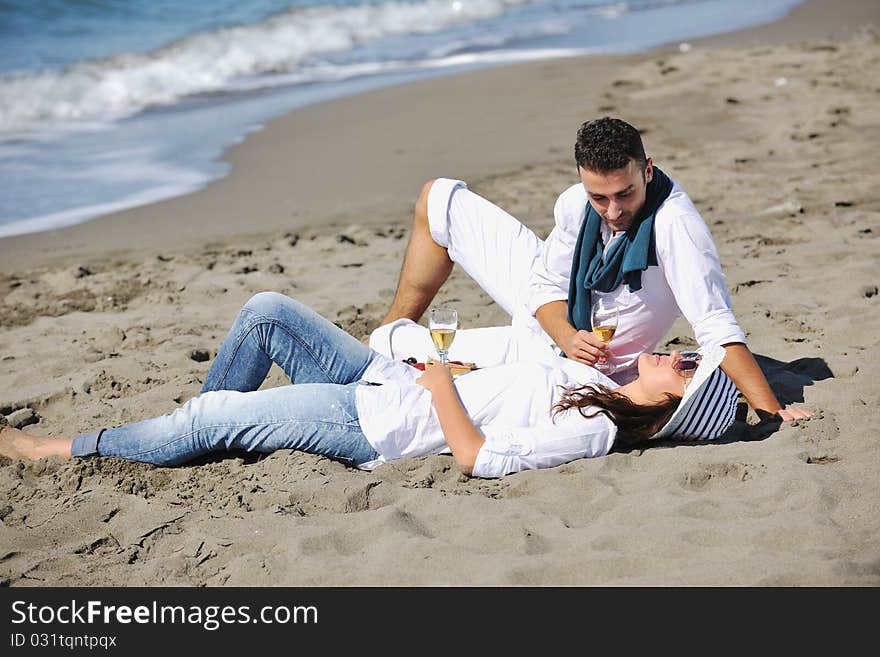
[592,325,617,344]
[430,328,456,353]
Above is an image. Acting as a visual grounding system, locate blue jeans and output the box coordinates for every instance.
[70,292,381,467]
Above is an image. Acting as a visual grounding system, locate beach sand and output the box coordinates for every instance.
[1,0,878,586]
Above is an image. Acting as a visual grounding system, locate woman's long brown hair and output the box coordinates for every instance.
[552,384,680,447]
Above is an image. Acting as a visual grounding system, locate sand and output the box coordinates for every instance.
[1,0,879,586]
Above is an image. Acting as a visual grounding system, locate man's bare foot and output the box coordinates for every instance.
[0,425,73,462]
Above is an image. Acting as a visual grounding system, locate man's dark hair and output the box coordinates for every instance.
[574,117,647,173]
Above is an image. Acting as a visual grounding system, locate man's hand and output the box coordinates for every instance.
[755,405,814,423]
[562,329,610,366]
[536,300,609,367]
[775,405,813,422]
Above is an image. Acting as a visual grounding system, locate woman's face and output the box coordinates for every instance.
[636,351,690,401]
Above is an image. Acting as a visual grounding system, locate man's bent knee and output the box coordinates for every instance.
[418,179,436,204]
[415,179,436,222]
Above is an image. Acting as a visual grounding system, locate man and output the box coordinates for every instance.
[369,117,809,423]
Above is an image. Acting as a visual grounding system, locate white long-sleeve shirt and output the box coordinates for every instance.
[528,180,746,381]
[354,353,617,479]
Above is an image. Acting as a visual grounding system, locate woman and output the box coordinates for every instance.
[0,292,740,478]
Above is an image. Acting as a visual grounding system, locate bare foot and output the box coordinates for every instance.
[0,425,73,462]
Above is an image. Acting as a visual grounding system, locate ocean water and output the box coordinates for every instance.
[0,0,805,238]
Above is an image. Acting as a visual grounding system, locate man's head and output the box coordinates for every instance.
[575,117,653,232]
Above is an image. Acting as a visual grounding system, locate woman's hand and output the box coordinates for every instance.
[416,363,455,392]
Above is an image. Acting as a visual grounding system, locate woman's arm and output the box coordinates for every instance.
[416,365,484,474]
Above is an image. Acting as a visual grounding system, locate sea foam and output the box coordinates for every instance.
[0,0,533,131]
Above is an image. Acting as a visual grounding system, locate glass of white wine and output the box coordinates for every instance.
[590,294,619,374]
[429,308,458,366]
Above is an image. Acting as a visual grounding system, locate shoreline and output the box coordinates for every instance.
[1,0,876,273]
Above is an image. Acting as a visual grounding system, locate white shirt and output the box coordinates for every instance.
[527,179,746,382]
[354,354,617,478]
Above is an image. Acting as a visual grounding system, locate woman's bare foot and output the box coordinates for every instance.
[0,425,73,461]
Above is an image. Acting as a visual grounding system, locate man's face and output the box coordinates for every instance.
[579,158,653,233]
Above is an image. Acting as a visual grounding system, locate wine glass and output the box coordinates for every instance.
[590,295,619,374]
[429,308,458,366]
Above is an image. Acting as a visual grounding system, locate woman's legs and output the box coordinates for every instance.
[74,381,378,467]
[201,292,376,393]
[0,425,73,461]
[2,293,381,466]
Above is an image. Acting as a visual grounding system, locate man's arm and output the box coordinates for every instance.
[528,185,610,365]
[535,300,608,366]
[655,203,812,422]
[527,185,581,314]
[721,343,812,421]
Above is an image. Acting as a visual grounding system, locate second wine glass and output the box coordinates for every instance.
[590,295,619,374]
[429,308,458,365]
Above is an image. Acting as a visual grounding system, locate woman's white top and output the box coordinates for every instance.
[354,353,618,478]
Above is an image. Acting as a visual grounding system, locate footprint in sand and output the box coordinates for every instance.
[522,528,551,556]
[798,451,840,465]
[679,462,766,490]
